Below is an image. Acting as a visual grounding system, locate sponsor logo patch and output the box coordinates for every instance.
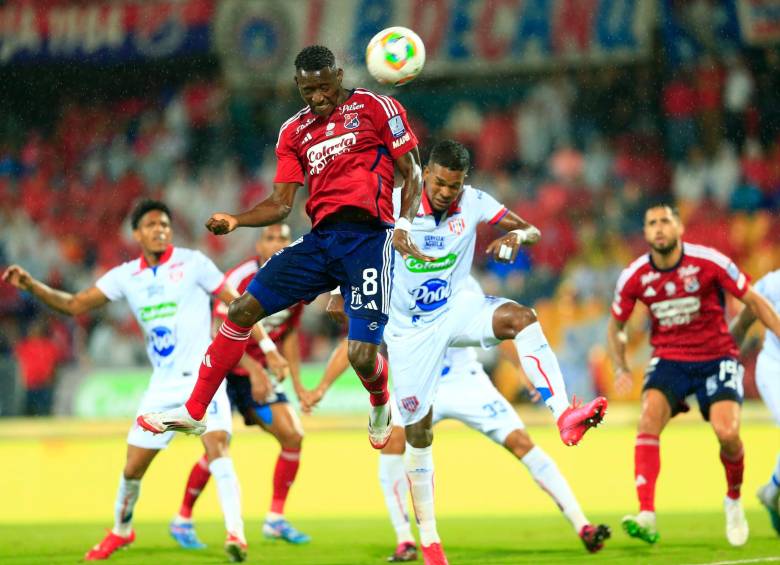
[405,253,457,273]
[664,281,677,296]
[306,133,357,175]
[392,132,411,149]
[150,326,176,358]
[641,271,661,286]
[410,278,451,312]
[139,301,178,322]
[340,102,364,113]
[388,115,406,138]
[423,235,445,250]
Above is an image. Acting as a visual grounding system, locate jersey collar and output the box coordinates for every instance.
[419,187,462,218]
[139,245,174,270]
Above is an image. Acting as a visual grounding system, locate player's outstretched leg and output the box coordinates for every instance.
[348,340,392,449]
[261,404,309,544]
[505,430,610,553]
[138,294,262,435]
[170,454,210,549]
[202,432,247,561]
[405,412,448,565]
[711,400,748,546]
[757,456,780,535]
[85,446,156,560]
[379,427,417,562]
[493,302,607,445]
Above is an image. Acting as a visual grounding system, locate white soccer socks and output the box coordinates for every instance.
[209,457,245,542]
[514,322,570,419]
[379,453,415,545]
[521,446,588,533]
[404,445,440,546]
[112,475,141,537]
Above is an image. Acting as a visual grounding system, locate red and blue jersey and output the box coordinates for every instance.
[274,88,417,227]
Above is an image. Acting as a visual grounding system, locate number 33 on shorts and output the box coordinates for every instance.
[707,359,744,397]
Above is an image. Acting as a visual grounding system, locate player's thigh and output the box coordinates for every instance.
[449,293,512,348]
[640,357,692,430]
[386,323,450,427]
[694,357,744,422]
[248,232,336,316]
[755,352,780,425]
[436,372,524,446]
[337,227,394,345]
[263,402,304,448]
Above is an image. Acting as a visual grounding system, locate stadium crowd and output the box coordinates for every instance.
[2,45,780,414]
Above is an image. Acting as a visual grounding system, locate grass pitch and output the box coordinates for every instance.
[1,513,780,564]
[2,405,780,563]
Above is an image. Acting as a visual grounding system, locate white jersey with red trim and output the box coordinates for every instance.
[95,246,224,389]
[388,185,507,330]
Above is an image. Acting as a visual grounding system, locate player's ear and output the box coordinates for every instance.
[336,68,343,84]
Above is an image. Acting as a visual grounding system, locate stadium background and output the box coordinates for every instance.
[1,1,780,563]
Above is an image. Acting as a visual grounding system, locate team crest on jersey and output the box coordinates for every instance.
[168,269,183,283]
[343,112,359,130]
[448,218,465,235]
[401,396,419,413]
[683,276,700,293]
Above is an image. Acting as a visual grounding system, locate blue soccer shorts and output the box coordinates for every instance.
[642,356,744,421]
[247,221,394,345]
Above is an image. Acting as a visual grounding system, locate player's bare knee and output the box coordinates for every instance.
[382,426,407,455]
[347,341,377,377]
[504,429,534,459]
[227,294,263,327]
[712,422,740,448]
[494,302,537,339]
[279,430,303,450]
[202,431,230,460]
[405,425,433,448]
[122,465,145,481]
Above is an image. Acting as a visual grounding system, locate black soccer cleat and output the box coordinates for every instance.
[579,523,611,553]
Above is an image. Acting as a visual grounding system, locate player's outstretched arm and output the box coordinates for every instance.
[738,287,780,340]
[281,329,303,397]
[607,316,633,395]
[238,353,272,403]
[730,303,758,348]
[485,211,541,263]
[302,338,350,414]
[205,182,300,235]
[393,148,435,263]
[2,264,108,316]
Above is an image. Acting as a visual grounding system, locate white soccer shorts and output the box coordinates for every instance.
[386,291,510,426]
[756,350,780,426]
[127,381,232,449]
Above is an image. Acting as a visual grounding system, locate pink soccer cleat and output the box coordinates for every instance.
[420,542,448,565]
[557,396,607,446]
[579,523,611,553]
[388,541,418,562]
[84,530,135,560]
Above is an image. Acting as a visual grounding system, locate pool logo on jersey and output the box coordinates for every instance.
[410,278,451,312]
[343,112,359,130]
[150,326,176,359]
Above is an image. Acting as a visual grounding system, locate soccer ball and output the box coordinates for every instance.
[365,26,426,86]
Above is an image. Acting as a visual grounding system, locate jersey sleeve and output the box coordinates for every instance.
[711,254,750,299]
[373,96,418,160]
[273,121,305,184]
[94,265,125,302]
[194,251,225,294]
[472,188,509,225]
[611,269,638,322]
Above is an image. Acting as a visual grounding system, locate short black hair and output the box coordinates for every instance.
[131,199,172,229]
[294,45,335,72]
[646,202,680,218]
[428,140,470,172]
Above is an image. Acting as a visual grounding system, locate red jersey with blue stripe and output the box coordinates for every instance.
[274,88,417,227]
[611,242,749,361]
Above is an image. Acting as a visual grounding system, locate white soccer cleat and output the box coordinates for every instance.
[136,405,206,436]
[368,402,392,449]
[724,496,749,546]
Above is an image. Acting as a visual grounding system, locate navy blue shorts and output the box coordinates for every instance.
[226,373,288,427]
[643,356,744,421]
[247,221,394,345]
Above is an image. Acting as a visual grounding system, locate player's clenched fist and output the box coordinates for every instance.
[392,226,435,263]
[2,264,33,291]
[205,213,238,235]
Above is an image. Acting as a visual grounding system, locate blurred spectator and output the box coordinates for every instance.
[662,70,699,162]
[672,146,708,205]
[14,318,63,416]
[724,55,754,152]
